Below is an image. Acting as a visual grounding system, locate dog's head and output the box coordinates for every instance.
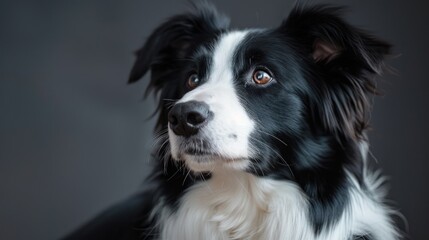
[129,4,390,174]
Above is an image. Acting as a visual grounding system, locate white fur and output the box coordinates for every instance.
[169,31,255,172]
[153,169,310,240]
[161,32,399,240]
[150,165,399,240]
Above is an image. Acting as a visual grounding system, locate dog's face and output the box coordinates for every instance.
[129,4,390,174]
[167,30,309,172]
[168,31,257,172]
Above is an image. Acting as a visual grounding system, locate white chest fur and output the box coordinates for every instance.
[153,170,398,240]
[154,170,311,240]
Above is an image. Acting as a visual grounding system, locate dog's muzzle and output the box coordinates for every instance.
[168,101,213,137]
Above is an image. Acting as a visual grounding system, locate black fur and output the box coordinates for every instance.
[129,2,229,133]
[64,3,392,240]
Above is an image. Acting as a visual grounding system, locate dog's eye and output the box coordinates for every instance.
[187,74,200,90]
[252,70,272,85]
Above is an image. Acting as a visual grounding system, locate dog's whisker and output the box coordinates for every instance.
[152,134,169,150]
[166,162,186,181]
[249,136,295,178]
[256,129,289,148]
[152,130,169,141]
[182,168,192,187]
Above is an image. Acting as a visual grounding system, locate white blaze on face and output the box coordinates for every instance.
[169,31,255,172]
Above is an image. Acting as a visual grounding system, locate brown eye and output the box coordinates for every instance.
[252,70,272,85]
[187,74,200,89]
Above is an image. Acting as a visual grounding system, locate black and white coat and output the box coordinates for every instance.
[65,3,400,240]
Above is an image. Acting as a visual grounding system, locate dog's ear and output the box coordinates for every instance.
[129,3,229,82]
[128,3,229,130]
[280,5,391,140]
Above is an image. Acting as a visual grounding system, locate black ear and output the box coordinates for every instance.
[280,5,392,140]
[281,5,391,74]
[128,3,229,130]
[129,3,229,87]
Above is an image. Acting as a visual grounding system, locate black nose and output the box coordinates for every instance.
[168,101,212,137]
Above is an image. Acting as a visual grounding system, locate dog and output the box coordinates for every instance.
[64,3,400,240]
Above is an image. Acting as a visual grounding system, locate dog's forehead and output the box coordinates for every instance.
[212,31,248,66]
[194,29,283,83]
[179,31,251,102]
[208,31,249,82]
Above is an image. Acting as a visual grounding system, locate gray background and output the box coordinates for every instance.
[0,0,428,239]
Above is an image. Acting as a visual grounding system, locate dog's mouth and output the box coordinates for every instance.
[180,143,248,164]
[179,138,213,156]
[171,135,251,171]
[184,147,246,162]
[184,147,214,156]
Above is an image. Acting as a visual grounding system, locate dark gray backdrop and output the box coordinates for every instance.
[1,0,428,239]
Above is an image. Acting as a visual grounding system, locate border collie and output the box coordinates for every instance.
[65,3,401,240]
